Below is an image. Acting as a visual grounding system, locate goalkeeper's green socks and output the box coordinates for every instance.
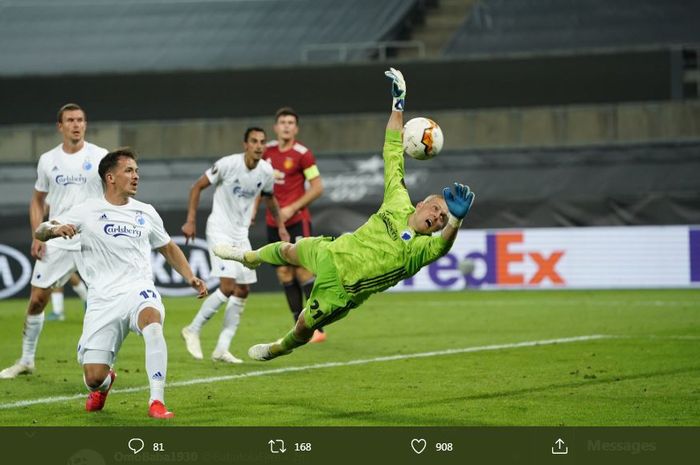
[256,242,287,266]
[270,330,307,356]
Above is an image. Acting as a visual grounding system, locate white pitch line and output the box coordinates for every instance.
[0,334,609,410]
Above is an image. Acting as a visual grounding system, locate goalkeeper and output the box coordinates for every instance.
[214,68,475,361]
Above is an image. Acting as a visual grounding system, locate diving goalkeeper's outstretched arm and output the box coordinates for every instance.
[441,183,476,245]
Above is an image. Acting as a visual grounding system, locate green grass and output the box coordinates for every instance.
[0,289,698,426]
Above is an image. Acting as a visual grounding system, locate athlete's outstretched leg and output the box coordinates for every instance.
[248,311,314,361]
[213,241,301,268]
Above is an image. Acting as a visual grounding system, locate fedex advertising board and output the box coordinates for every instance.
[392,226,700,291]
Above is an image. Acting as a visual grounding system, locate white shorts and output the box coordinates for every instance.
[30,242,80,288]
[206,230,257,284]
[77,284,165,366]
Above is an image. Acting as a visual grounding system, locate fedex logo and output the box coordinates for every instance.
[464,232,565,287]
[394,226,696,292]
[403,231,566,289]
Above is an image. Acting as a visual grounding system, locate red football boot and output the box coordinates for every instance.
[85,370,116,412]
[148,400,175,419]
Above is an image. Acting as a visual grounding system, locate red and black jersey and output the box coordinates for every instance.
[263,140,320,227]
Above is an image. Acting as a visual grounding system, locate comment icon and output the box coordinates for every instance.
[128,438,145,455]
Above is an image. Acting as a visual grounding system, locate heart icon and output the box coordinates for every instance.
[411,438,427,454]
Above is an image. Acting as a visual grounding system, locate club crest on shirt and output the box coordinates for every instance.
[400,229,413,241]
[83,160,93,171]
[135,211,146,226]
[284,157,294,170]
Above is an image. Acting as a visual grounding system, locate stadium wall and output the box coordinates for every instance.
[0,50,673,125]
[3,100,700,163]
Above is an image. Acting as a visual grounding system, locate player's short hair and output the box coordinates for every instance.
[244,127,266,142]
[423,194,443,204]
[56,103,85,123]
[99,147,138,182]
[275,107,299,124]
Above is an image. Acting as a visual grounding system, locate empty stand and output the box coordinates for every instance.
[0,0,418,76]
[446,0,700,56]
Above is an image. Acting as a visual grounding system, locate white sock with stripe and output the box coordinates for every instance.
[142,323,167,404]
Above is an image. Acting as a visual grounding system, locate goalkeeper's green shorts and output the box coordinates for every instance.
[295,237,358,330]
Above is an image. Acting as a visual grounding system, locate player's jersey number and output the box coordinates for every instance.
[139,289,160,300]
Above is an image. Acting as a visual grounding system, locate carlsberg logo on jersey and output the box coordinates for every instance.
[232,186,259,199]
[103,223,142,238]
[55,174,88,186]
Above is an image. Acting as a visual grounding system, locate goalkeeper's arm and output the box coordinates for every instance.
[382,68,409,202]
[384,66,405,132]
[441,183,476,244]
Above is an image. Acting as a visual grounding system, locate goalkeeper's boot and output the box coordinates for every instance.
[309,329,327,343]
[212,244,261,269]
[86,370,116,412]
[0,360,35,379]
[248,340,291,361]
[181,326,203,360]
[148,400,175,419]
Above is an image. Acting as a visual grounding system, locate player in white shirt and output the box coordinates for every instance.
[0,103,107,379]
[181,127,289,363]
[35,148,207,419]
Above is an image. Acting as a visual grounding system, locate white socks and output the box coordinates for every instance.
[20,313,44,365]
[72,281,88,301]
[188,289,227,333]
[50,292,64,315]
[188,289,247,353]
[142,323,167,404]
[214,297,246,353]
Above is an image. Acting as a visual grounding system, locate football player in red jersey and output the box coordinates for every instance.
[262,107,326,342]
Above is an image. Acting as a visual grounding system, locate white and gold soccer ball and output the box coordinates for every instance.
[403,117,444,160]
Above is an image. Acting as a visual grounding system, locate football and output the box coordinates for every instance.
[403,117,444,160]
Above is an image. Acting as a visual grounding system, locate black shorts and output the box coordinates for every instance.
[267,219,312,244]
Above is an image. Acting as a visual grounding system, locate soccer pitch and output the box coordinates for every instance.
[0,289,698,426]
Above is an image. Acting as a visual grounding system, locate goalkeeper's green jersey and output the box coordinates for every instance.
[327,129,450,304]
